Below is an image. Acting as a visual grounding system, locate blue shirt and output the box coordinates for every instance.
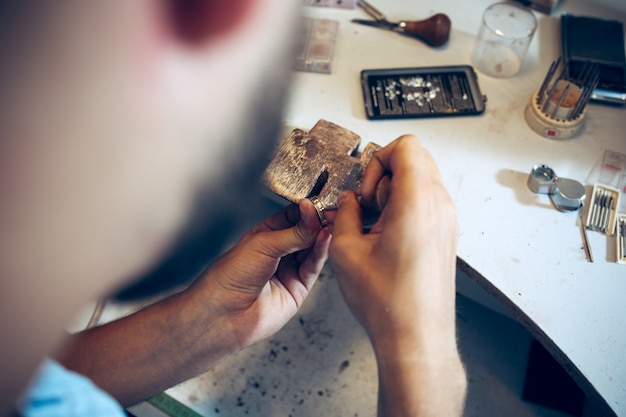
[18,359,125,417]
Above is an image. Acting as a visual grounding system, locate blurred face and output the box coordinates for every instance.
[0,0,300,303]
[0,1,302,407]
[119,2,302,299]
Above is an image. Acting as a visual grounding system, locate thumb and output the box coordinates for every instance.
[332,191,363,239]
[254,199,320,258]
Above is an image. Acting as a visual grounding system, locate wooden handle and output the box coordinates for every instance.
[400,13,451,47]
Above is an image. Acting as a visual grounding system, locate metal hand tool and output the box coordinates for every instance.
[352,0,451,47]
[585,184,621,236]
[525,57,599,139]
[579,208,593,262]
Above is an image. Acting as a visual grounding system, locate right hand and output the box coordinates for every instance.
[329,135,459,345]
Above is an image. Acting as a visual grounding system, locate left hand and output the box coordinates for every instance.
[186,199,330,351]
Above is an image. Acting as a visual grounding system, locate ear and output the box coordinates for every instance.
[167,0,256,46]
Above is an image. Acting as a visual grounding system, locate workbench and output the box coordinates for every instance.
[282,0,626,415]
[85,1,626,416]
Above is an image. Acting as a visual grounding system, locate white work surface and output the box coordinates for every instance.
[284,0,626,415]
[88,1,626,416]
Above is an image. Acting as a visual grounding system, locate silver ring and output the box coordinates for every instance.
[308,196,328,227]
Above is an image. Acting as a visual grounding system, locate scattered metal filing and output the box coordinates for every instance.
[352,0,451,47]
[585,184,620,236]
[525,57,599,139]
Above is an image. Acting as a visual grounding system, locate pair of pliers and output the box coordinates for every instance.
[352,0,451,47]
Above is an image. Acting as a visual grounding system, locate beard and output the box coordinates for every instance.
[114,33,297,301]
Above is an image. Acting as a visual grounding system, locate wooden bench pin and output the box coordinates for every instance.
[261,120,389,226]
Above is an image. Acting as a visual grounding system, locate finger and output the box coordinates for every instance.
[252,200,320,258]
[420,144,447,189]
[275,227,330,307]
[297,227,331,289]
[257,203,301,233]
[365,136,449,216]
[321,209,337,225]
[360,136,407,202]
[332,191,363,240]
[299,198,324,230]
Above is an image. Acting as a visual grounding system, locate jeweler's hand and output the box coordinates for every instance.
[331,135,458,334]
[188,199,331,350]
[329,135,466,417]
[54,200,331,407]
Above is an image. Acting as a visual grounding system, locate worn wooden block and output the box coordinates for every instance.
[262,120,381,209]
